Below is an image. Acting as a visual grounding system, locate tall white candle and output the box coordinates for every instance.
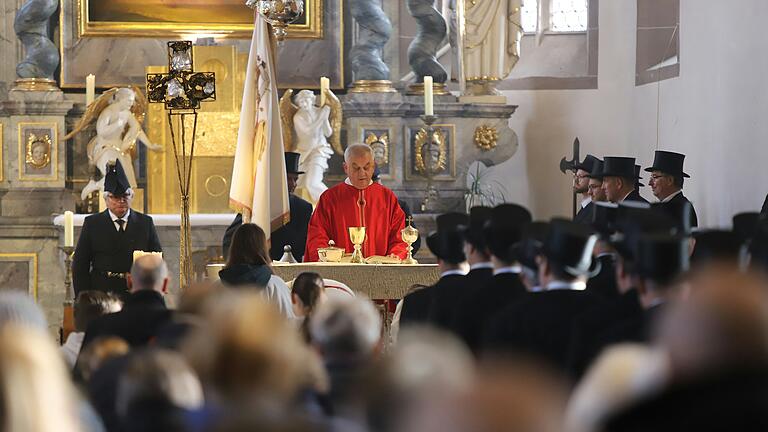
[64,211,74,247]
[85,74,96,106]
[319,76,330,106]
[424,76,434,116]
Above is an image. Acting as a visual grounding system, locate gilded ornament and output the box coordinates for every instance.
[25,133,51,169]
[364,132,389,165]
[414,128,447,174]
[474,125,498,151]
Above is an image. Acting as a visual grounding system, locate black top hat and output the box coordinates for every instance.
[575,154,600,173]
[601,157,637,179]
[691,230,744,266]
[484,204,533,262]
[284,152,305,175]
[612,204,679,262]
[512,221,550,271]
[644,150,690,178]
[634,233,690,285]
[732,212,761,243]
[592,201,619,236]
[541,218,598,277]
[104,160,131,196]
[461,206,493,249]
[427,212,469,264]
[587,160,604,179]
[635,165,645,187]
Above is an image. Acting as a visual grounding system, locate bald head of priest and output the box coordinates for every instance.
[304,143,408,262]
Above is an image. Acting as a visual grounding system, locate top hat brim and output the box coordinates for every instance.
[643,166,690,178]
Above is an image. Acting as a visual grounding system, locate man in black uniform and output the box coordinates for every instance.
[222,152,313,261]
[72,160,162,297]
[601,156,649,204]
[573,155,600,225]
[645,150,698,228]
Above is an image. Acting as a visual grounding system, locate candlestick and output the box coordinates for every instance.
[423,75,434,116]
[64,211,74,247]
[85,74,96,106]
[319,76,330,106]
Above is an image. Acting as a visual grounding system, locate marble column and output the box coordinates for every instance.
[348,0,396,93]
[406,0,448,92]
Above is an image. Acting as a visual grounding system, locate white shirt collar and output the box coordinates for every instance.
[344,178,373,188]
[546,280,587,291]
[470,262,493,271]
[661,189,683,203]
[494,266,522,275]
[581,197,592,208]
[108,209,130,222]
[441,269,467,278]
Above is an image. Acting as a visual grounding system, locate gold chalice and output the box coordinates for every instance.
[401,216,419,264]
[348,226,366,264]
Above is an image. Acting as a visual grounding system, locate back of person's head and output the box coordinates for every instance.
[184,291,324,405]
[75,290,120,332]
[78,336,131,382]
[310,296,382,362]
[129,255,169,293]
[0,291,47,332]
[0,326,80,432]
[227,223,271,268]
[292,273,325,343]
[116,349,204,432]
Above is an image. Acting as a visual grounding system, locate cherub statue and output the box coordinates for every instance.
[64,87,163,200]
[279,87,342,204]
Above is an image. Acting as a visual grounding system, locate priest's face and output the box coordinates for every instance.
[344,152,374,189]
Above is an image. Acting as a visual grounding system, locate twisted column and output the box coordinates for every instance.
[350,0,391,80]
[14,0,59,80]
[406,0,447,83]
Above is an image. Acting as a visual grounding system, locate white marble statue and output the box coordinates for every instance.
[65,87,163,200]
[292,90,333,203]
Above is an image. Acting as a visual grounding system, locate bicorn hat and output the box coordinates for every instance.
[601,156,637,179]
[634,233,690,285]
[427,212,470,264]
[541,218,599,277]
[483,204,533,262]
[104,160,131,196]
[284,152,305,175]
[644,150,690,178]
[461,206,493,249]
[575,154,600,173]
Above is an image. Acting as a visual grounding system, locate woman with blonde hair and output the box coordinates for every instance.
[0,325,82,432]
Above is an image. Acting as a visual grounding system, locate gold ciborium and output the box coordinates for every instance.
[348,226,366,264]
[401,216,419,264]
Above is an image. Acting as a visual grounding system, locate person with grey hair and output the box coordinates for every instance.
[73,159,162,298]
[78,254,172,353]
[305,143,408,261]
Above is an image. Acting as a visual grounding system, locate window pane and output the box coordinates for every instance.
[521,0,538,33]
[550,0,588,32]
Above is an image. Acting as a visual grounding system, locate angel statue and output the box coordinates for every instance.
[279,87,343,204]
[64,87,163,200]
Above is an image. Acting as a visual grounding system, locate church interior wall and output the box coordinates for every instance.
[494,0,768,228]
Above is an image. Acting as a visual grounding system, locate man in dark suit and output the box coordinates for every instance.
[483,219,604,371]
[573,155,600,225]
[454,204,532,353]
[400,212,468,328]
[73,160,162,297]
[601,156,649,204]
[645,150,698,228]
[222,152,313,261]
[79,254,172,352]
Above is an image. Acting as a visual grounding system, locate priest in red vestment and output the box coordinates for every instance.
[304,144,408,262]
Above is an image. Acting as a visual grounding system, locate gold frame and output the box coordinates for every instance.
[18,123,58,182]
[0,253,39,300]
[25,133,52,169]
[77,0,323,39]
[404,124,457,181]
[359,124,396,180]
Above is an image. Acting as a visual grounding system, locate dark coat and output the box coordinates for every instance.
[482,289,604,372]
[574,201,595,225]
[218,263,272,288]
[400,274,466,327]
[587,254,620,301]
[426,274,475,331]
[434,267,494,337]
[624,189,649,204]
[454,272,528,354]
[80,290,171,352]
[762,194,768,220]
[72,210,162,296]
[567,289,643,379]
[222,194,313,262]
[658,192,699,228]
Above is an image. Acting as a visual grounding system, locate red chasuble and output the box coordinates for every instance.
[304,181,408,262]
